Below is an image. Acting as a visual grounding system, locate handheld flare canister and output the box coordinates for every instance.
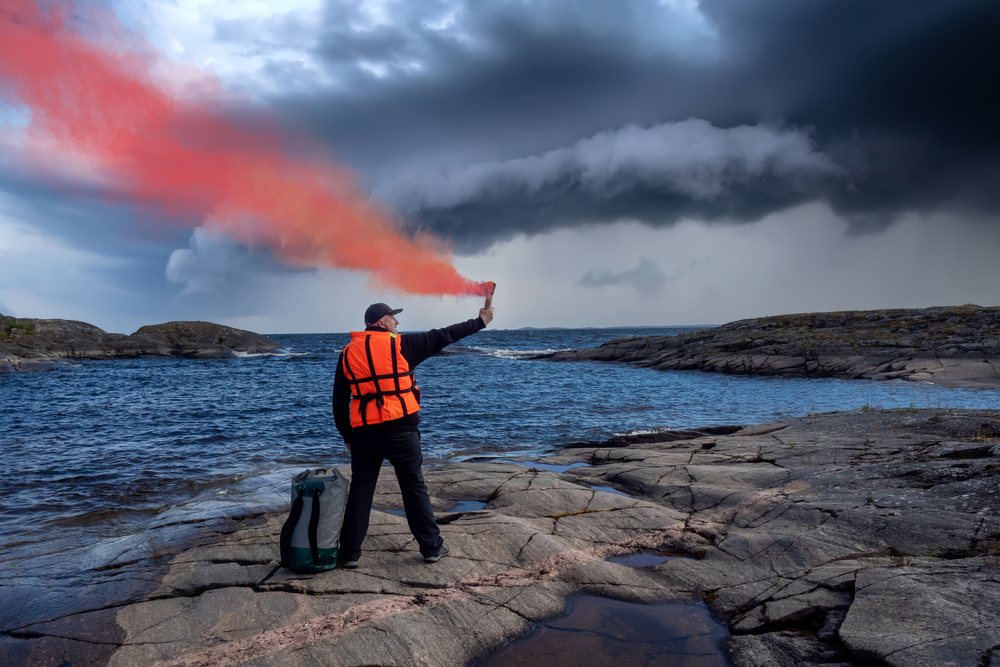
[484,281,496,309]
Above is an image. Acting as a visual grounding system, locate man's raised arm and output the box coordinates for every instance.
[401,285,495,366]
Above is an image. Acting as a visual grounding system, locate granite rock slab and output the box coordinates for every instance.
[2,409,999,666]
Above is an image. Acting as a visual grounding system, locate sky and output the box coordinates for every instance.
[1,0,998,334]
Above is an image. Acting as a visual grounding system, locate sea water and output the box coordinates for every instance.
[2,326,998,566]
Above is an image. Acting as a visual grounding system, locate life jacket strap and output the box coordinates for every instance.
[363,334,385,412]
[342,350,367,426]
[391,333,408,417]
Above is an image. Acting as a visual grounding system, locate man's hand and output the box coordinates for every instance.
[345,441,352,452]
[481,282,495,325]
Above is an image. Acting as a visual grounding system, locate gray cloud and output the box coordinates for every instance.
[375,119,839,251]
[578,257,669,297]
[166,229,248,295]
[165,228,305,311]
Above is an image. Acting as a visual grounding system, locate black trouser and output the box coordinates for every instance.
[339,428,442,560]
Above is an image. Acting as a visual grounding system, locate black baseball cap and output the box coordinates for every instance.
[364,303,402,325]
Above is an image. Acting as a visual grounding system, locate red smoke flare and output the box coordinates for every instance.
[0,0,491,297]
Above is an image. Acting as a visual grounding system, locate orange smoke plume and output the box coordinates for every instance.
[0,0,490,297]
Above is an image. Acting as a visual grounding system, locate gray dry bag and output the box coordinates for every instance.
[275,468,348,574]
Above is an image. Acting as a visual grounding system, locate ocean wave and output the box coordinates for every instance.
[463,345,571,360]
[232,349,309,358]
[612,427,673,437]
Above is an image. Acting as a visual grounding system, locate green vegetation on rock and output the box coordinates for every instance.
[0,316,35,342]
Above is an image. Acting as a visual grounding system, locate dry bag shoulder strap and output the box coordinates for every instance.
[306,487,337,566]
[307,488,321,565]
[279,488,305,567]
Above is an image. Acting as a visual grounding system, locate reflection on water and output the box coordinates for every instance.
[378,499,491,517]
[590,485,631,497]
[474,596,729,667]
[450,500,488,512]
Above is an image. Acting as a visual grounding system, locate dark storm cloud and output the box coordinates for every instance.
[578,257,669,297]
[701,0,1000,222]
[285,1,720,174]
[272,0,1000,251]
[373,119,840,250]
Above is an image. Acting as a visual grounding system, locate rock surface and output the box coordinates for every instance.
[0,314,283,371]
[2,409,999,666]
[534,305,1000,387]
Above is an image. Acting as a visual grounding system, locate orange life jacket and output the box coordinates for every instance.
[343,331,420,428]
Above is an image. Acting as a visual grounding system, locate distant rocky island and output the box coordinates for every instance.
[535,305,1000,387]
[0,314,282,372]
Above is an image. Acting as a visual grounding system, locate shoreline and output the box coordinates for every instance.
[3,408,999,666]
[533,305,1000,388]
[0,316,283,372]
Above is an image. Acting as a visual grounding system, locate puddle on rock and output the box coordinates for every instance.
[589,485,631,497]
[505,461,591,474]
[607,549,691,567]
[381,500,488,516]
[450,500,488,512]
[474,596,728,667]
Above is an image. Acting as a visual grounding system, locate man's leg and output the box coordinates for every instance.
[385,430,443,557]
[339,433,384,563]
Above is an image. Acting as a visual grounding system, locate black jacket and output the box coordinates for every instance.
[332,317,486,443]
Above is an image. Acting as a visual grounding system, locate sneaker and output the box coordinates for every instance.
[340,558,359,569]
[423,543,450,564]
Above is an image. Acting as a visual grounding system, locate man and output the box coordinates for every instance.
[333,300,494,567]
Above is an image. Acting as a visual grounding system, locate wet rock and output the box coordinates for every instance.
[0,608,123,667]
[565,424,744,449]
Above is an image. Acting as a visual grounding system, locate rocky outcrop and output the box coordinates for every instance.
[559,409,1000,667]
[534,305,1000,387]
[2,409,999,666]
[0,314,283,371]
